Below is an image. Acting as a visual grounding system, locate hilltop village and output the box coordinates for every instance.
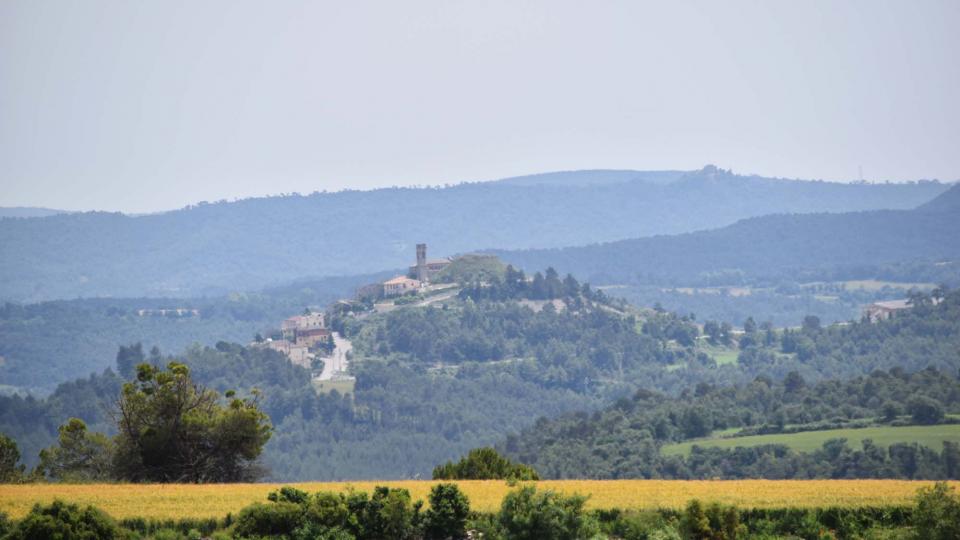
[254,241,932,399]
[255,243,460,393]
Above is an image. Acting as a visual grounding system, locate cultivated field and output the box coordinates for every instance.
[1,480,955,520]
[661,424,960,456]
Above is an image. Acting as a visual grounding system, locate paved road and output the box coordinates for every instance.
[317,332,352,381]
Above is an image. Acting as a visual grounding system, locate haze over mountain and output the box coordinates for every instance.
[495,184,960,287]
[0,207,67,219]
[0,166,949,302]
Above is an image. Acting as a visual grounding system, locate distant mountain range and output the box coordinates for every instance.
[495,184,960,286]
[0,166,950,301]
[0,207,67,219]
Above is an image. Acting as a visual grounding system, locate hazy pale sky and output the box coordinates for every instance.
[2,1,958,213]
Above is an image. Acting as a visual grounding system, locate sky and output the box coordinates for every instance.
[1,1,959,213]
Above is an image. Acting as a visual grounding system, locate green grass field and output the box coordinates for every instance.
[698,343,739,366]
[661,424,960,456]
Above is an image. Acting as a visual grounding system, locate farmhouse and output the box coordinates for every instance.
[864,300,911,322]
[863,297,941,322]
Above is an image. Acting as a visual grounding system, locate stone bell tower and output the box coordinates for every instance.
[415,243,427,282]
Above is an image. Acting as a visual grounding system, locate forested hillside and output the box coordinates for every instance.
[502,290,960,479]
[495,183,960,287]
[0,167,947,301]
[0,272,388,394]
[3,276,959,481]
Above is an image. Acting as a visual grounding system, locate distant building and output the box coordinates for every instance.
[408,243,451,283]
[287,344,311,368]
[863,299,912,322]
[384,275,421,297]
[281,312,325,341]
[297,327,332,347]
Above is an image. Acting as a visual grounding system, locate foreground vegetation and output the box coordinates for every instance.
[1,481,959,539]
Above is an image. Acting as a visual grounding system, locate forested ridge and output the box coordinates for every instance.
[0,167,947,302]
[495,183,960,287]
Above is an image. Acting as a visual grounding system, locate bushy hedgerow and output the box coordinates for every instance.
[3,500,122,540]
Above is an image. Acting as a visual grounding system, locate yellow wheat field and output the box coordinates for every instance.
[0,480,954,520]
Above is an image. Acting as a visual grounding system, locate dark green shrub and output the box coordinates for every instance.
[292,524,354,540]
[4,500,122,540]
[466,513,504,540]
[770,508,824,539]
[302,491,352,531]
[599,509,677,540]
[423,483,470,540]
[233,501,304,538]
[497,485,599,540]
[119,516,220,536]
[913,481,960,540]
[680,500,744,539]
[268,486,310,505]
[432,447,539,480]
[351,486,420,540]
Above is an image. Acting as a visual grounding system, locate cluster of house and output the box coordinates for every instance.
[361,244,451,299]
[863,300,912,322]
[261,311,331,368]
[261,244,450,371]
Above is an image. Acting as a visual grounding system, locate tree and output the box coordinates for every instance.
[682,407,712,439]
[703,321,721,345]
[881,401,901,422]
[913,482,960,540]
[743,317,757,335]
[432,447,539,480]
[531,272,547,300]
[801,315,821,333]
[719,322,734,346]
[498,486,599,540]
[562,274,580,299]
[0,433,25,483]
[544,267,563,299]
[423,483,470,540]
[112,362,272,482]
[38,418,114,481]
[115,343,145,379]
[147,345,163,365]
[908,396,945,425]
[783,371,806,394]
